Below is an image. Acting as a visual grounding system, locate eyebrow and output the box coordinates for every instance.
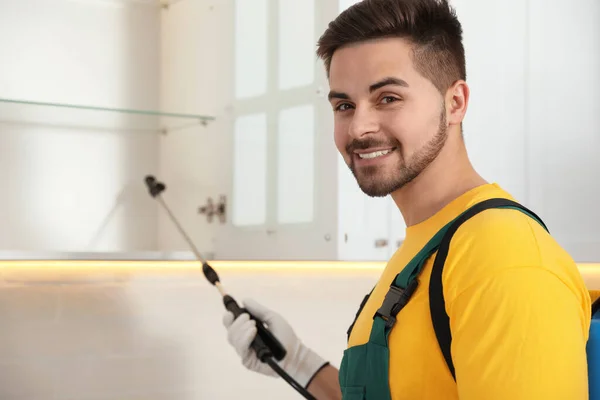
[328,77,410,101]
[369,77,409,92]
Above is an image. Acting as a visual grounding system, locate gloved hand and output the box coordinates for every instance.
[222,298,329,388]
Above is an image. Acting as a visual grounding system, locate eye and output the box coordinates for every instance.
[381,96,400,104]
[334,103,354,112]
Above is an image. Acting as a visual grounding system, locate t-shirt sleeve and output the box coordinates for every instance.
[448,266,590,400]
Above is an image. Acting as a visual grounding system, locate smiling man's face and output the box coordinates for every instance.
[328,37,449,197]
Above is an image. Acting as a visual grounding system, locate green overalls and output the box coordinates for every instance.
[338,199,547,400]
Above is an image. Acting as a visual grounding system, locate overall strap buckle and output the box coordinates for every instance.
[374,279,419,329]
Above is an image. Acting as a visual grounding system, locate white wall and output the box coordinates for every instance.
[0,0,161,252]
[1,262,598,399]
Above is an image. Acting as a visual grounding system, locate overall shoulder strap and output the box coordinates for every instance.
[346,287,374,341]
[591,291,600,318]
[429,198,547,381]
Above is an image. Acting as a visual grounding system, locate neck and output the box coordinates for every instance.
[391,133,487,227]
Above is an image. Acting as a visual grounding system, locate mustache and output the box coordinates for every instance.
[345,137,400,154]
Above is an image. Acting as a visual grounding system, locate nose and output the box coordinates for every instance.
[348,105,379,139]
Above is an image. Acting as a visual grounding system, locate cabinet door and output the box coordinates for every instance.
[452,0,529,203]
[387,198,406,259]
[528,0,600,262]
[213,0,338,261]
[337,155,392,261]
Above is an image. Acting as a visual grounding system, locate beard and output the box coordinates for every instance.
[346,110,448,197]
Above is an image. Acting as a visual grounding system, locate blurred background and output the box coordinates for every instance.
[0,0,598,399]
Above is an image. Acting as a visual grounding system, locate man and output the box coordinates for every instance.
[223,0,592,399]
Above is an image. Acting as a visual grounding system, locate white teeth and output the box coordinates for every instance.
[358,149,392,159]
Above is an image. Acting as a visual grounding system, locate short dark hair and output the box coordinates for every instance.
[316,0,466,95]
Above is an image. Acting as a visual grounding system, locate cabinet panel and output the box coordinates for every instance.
[277,104,316,224]
[234,0,268,99]
[278,0,316,90]
[232,113,268,227]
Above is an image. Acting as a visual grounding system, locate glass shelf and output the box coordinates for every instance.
[0,97,215,134]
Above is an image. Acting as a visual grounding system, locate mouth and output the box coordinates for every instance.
[355,148,395,159]
[352,147,397,166]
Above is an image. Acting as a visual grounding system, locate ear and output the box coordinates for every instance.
[445,80,469,126]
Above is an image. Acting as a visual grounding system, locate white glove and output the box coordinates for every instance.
[222,298,329,388]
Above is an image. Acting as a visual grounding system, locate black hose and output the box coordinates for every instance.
[265,357,318,400]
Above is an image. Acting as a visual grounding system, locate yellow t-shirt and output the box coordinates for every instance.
[347,183,591,400]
